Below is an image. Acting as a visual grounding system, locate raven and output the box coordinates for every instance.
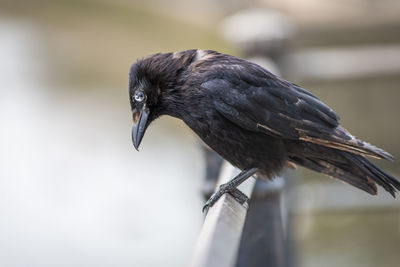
[129,49,399,210]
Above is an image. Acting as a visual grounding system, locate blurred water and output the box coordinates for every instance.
[0,20,204,267]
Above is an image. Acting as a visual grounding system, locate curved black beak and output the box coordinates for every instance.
[132,105,149,151]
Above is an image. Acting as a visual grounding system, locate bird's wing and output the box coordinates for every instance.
[202,75,392,161]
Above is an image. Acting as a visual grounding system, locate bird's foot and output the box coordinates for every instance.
[202,183,229,213]
[202,185,249,213]
[202,168,258,213]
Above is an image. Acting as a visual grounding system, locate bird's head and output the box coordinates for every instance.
[129,61,160,151]
[128,50,198,150]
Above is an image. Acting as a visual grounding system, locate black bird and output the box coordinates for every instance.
[129,49,400,210]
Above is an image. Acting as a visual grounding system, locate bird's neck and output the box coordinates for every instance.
[159,84,191,120]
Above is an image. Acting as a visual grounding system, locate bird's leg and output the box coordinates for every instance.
[203,168,258,212]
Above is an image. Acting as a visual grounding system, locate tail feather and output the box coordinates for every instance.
[299,126,394,161]
[340,152,400,197]
[290,155,378,195]
[288,144,400,197]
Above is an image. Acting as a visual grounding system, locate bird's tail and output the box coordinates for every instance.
[298,126,394,161]
[289,144,400,197]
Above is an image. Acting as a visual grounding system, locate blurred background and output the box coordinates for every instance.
[0,0,399,266]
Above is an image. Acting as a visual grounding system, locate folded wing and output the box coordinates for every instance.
[202,71,392,161]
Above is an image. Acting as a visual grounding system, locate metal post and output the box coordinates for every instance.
[191,162,256,267]
[236,178,287,267]
[221,8,296,267]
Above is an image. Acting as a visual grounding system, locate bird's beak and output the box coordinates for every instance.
[132,105,149,151]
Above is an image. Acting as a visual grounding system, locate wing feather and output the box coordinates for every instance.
[202,67,392,161]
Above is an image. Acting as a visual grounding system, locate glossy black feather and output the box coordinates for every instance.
[129,49,399,197]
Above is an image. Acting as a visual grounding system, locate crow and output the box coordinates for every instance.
[129,49,400,211]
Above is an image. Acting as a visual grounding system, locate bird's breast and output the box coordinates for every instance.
[182,108,287,179]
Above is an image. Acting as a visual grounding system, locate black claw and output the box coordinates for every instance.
[202,204,209,213]
[202,190,223,212]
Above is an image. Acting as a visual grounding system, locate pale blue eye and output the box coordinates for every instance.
[134,91,145,102]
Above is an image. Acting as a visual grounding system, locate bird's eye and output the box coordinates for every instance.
[134,90,146,103]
